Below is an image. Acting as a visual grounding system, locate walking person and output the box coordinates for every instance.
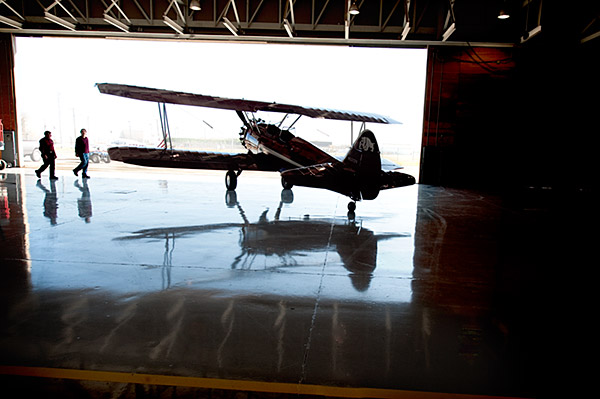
[35,131,58,180]
[73,128,90,178]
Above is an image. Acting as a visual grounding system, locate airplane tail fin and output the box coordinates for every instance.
[281,129,414,201]
[342,130,382,200]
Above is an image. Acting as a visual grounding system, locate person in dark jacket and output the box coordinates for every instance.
[73,128,90,178]
[35,131,58,180]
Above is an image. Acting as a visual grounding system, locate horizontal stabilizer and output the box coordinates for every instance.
[380,171,416,190]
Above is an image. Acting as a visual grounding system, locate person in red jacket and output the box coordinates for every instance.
[73,128,90,178]
[35,131,58,180]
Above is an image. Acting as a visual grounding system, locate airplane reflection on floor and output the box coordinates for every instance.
[115,189,411,292]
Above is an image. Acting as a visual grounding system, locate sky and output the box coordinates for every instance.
[13,37,427,154]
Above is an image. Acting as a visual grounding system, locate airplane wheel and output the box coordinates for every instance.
[226,170,237,190]
[281,177,293,189]
[348,201,356,212]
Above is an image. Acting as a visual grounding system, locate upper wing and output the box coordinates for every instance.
[96,83,400,124]
[108,146,286,172]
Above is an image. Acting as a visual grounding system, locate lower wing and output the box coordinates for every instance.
[107,146,284,172]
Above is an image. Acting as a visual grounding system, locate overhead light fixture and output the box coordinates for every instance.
[401,23,410,40]
[497,9,510,19]
[349,2,360,15]
[497,0,510,20]
[521,25,541,43]
[190,0,201,11]
[283,18,294,38]
[442,22,455,41]
[103,13,129,32]
[0,15,22,29]
[44,11,76,31]
[223,17,238,36]
[163,15,184,34]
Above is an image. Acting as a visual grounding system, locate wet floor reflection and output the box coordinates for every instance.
[74,180,92,222]
[36,179,58,225]
[0,173,31,314]
[0,172,536,397]
[115,189,410,292]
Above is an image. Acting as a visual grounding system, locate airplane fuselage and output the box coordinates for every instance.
[240,122,336,171]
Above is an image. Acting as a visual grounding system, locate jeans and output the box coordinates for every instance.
[74,153,89,175]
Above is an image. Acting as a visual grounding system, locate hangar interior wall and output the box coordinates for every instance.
[0,33,18,166]
[0,34,16,131]
[421,37,598,193]
[420,46,517,190]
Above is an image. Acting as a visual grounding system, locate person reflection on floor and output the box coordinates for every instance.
[74,179,92,223]
[36,179,58,225]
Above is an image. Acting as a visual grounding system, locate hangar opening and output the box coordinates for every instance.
[3,2,596,397]
[13,37,427,181]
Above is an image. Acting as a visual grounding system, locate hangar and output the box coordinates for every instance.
[0,1,597,398]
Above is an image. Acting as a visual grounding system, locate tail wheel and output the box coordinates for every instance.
[348,201,356,211]
[225,170,238,190]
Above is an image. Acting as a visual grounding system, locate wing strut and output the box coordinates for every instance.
[236,110,250,128]
[158,102,173,151]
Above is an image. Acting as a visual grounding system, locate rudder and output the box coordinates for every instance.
[343,130,382,200]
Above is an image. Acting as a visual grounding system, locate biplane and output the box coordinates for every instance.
[97,83,415,211]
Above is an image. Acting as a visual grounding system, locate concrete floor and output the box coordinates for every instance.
[0,166,539,398]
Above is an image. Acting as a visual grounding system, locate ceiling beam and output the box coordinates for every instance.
[0,0,537,47]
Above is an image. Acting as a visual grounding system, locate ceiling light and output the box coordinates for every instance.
[103,13,129,32]
[163,15,184,34]
[44,11,76,31]
[521,25,541,43]
[349,2,360,15]
[442,22,455,41]
[0,15,22,29]
[283,18,294,38]
[497,10,510,19]
[223,17,238,36]
[401,23,410,40]
[190,1,201,11]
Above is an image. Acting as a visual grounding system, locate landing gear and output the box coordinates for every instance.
[347,201,356,220]
[225,170,238,190]
[347,201,357,220]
